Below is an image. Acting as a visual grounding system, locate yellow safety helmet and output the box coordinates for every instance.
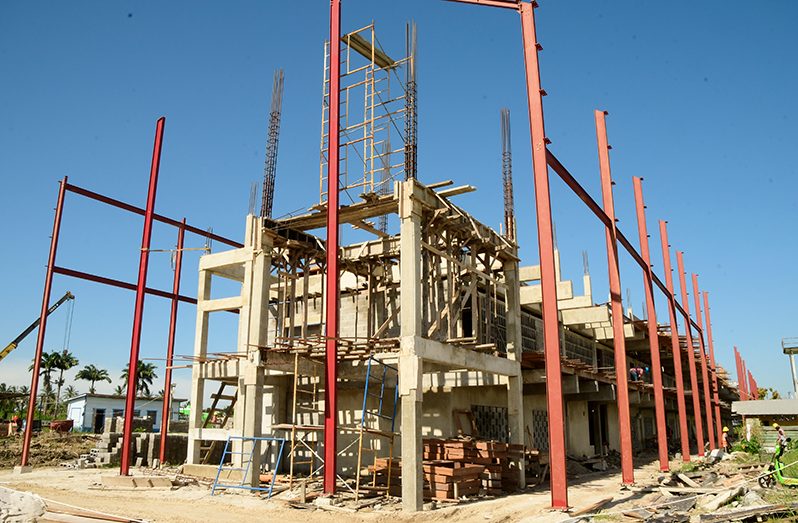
[773,423,781,429]
[723,426,729,432]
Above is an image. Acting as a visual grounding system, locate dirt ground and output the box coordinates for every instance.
[0,432,97,468]
[0,462,668,523]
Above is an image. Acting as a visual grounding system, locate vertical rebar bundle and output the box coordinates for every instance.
[404,21,417,180]
[501,108,515,241]
[261,69,285,219]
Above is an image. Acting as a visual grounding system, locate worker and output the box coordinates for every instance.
[774,423,788,450]
[722,426,731,452]
[8,415,19,436]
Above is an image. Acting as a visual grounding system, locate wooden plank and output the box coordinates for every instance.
[570,496,614,516]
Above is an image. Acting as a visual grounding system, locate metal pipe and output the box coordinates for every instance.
[159,219,185,465]
[703,292,724,446]
[120,117,165,475]
[323,0,341,495]
[632,177,668,471]
[595,110,633,484]
[519,1,568,509]
[21,176,68,467]
[691,274,715,449]
[676,251,705,453]
[659,221,691,461]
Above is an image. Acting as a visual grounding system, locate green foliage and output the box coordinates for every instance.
[76,364,111,394]
[120,361,158,397]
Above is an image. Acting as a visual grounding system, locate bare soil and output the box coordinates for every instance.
[0,463,665,523]
[0,432,97,468]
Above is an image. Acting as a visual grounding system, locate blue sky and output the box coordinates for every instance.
[1,1,796,401]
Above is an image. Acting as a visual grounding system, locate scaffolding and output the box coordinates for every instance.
[319,23,414,211]
[354,356,399,500]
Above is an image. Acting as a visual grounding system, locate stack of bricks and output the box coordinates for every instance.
[371,438,526,501]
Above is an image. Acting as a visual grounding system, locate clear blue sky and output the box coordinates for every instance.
[1,1,797,401]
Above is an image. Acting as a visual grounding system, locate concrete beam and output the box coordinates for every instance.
[406,337,521,377]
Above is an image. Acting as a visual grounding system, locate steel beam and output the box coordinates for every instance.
[21,176,68,467]
[703,292,723,445]
[632,177,668,471]
[545,151,704,337]
[748,370,756,400]
[519,1,568,509]
[159,219,185,465]
[595,111,633,484]
[658,221,690,461]
[120,117,165,475]
[65,183,241,248]
[691,274,715,449]
[676,251,705,453]
[323,0,342,495]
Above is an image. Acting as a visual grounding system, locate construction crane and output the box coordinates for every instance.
[261,68,285,219]
[500,108,516,241]
[0,291,75,364]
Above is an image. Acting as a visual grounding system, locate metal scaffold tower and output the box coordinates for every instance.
[354,356,399,500]
[318,22,416,211]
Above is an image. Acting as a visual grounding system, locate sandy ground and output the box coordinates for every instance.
[0,463,667,523]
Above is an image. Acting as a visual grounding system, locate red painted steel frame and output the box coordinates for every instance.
[52,266,198,305]
[323,0,342,495]
[21,177,68,466]
[159,219,186,465]
[734,347,745,400]
[632,178,668,471]
[691,274,715,449]
[703,292,723,445]
[741,359,749,399]
[676,252,705,453]
[519,2,568,508]
[748,371,756,400]
[659,221,691,461]
[595,111,634,484]
[120,117,165,475]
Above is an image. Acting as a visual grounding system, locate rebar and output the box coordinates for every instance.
[262,69,284,219]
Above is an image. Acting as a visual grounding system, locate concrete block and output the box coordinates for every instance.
[102,475,138,488]
[12,465,32,474]
[147,477,173,488]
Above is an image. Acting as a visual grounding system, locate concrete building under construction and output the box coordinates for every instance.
[183,18,741,511]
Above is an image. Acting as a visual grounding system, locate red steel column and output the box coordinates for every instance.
[748,371,756,400]
[519,2,568,509]
[159,218,185,465]
[734,347,745,400]
[691,274,715,449]
[659,221,690,461]
[120,117,166,475]
[21,176,68,467]
[595,110,633,485]
[703,292,723,445]
[323,0,342,495]
[632,177,668,471]
[741,359,749,399]
[676,251,705,453]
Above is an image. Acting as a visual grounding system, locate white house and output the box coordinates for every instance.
[65,393,184,433]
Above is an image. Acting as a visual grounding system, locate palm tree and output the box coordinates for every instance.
[29,351,60,416]
[76,364,111,394]
[52,350,79,414]
[113,385,124,396]
[0,384,15,418]
[62,385,79,400]
[120,361,158,397]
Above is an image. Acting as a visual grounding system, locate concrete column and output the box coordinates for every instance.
[399,180,424,512]
[503,258,526,488]
[400,353,423,512]
[187,269,212,464]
